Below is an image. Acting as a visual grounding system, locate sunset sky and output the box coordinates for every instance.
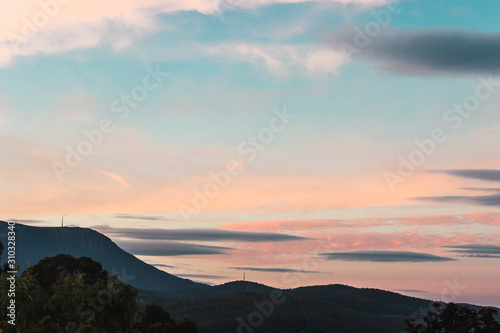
[1,0,500,307]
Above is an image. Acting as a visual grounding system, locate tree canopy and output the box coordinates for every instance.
[0,254,198,333]
[406,302,500,333]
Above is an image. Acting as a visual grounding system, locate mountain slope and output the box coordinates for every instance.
[2,221,498,332]
[140,283,435,333]
[165,280,276,301]
[0,221,203,292]
[139,282,500,333]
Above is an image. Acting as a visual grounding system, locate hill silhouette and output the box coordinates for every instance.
[2,221,498,332]
[139,283,437,332]
[0,221,203,292]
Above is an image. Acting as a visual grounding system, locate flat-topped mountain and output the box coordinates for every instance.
[0,221,203,292]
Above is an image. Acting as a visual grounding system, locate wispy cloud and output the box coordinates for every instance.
[320,250,456,262]
[91,168,130,189]
[0,0,383,67]
[203,43,346,76]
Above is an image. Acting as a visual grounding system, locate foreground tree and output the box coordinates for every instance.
[406,302,500,333]
[0,254,139,332]
[0,254,198,333]
[135,302,199,333]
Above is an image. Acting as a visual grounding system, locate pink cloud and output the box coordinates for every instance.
[220,212,500,233]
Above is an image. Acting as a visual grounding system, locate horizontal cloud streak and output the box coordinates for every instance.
[461,188,500,192]
[395,289,431,294]
[416,194,500,207]
[320,251,456,262]
[175,273,227,279]
[151,263,175,268]
[444,244,500,258]
[458,254,500,258]
[431,169,500,182]
[330,29,500,75]
[93,225,308,242]
[230,266,319,273]
[221,211,500,233]
[417,170,500,206]
[9,218,45,224]
[114,214,172,221]
[117,240,231,256]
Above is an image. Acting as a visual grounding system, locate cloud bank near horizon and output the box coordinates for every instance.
[444,244,500,258]
[320,250,456,262]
